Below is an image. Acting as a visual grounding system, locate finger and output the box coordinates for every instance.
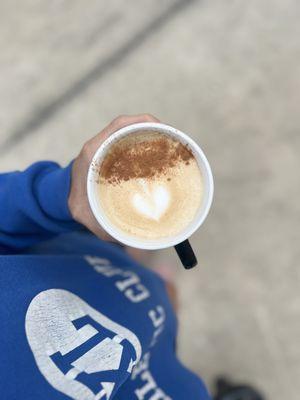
[88,222,118,243]
[109,113,160,131]
[87,213,120,243]
[90,113,160,146]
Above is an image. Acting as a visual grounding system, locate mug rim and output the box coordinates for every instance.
[87,122,214,249]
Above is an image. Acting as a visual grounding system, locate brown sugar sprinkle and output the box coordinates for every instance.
[99,135,194,184]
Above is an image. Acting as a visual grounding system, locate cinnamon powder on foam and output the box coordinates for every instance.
[95,135,194,184]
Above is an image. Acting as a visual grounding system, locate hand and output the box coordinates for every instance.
[68,114,160,242]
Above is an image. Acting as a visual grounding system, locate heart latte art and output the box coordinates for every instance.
[97,132,203,240]
[132,180,170,221]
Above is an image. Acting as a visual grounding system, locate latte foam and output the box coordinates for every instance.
[97,132,203,240]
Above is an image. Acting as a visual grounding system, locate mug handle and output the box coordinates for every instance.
[174,239,198,269]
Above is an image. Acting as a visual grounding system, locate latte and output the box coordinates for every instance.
[97,132,203,240]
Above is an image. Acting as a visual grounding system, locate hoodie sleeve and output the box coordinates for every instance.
[0,160,83,253]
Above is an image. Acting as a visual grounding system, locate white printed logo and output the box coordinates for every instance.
[25,289,141,400]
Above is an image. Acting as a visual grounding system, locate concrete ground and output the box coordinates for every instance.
[1,1,300,398]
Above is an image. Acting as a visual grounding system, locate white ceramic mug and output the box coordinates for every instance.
[87,122,214,254]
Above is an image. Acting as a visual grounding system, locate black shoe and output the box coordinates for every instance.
[213,376,265,400]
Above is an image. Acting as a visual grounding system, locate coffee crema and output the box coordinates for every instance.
[97,132,203,240]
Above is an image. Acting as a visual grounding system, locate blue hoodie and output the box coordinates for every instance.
[0,161,210,400]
